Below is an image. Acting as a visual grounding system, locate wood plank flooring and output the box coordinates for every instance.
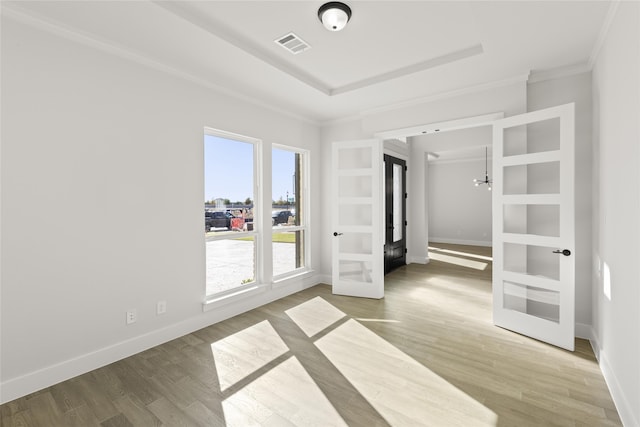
[1,243,622,426]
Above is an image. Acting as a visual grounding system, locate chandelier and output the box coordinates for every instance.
[473,147,492,191]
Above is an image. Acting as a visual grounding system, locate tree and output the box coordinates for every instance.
[244,197,252,205]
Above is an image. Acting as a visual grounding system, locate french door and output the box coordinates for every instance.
[383,155,407,274]
[492,103,575,350]
[331,139,384,299]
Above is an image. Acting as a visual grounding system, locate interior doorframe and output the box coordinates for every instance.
[374,112,504,266]
[374,109,578,351]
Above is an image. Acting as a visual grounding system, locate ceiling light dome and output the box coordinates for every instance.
[318,2,352,32]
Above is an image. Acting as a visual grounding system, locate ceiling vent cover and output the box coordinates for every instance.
[275,32,311,55]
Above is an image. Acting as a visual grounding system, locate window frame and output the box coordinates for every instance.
[204,127,262,302]
[271,145,311,283]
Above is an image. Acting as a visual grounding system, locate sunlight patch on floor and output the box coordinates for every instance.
[315,319,498,426]
[429,246,493,261]
[210,320,289,391]
[285,296,346,337]
[429,251,489,270]
[213,297,496,426]
[355,318,401,323]
[222,356,348,427]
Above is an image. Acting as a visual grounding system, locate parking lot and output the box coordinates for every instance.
[206,238,296,295]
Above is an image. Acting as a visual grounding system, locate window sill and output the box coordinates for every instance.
[272,268,314,289]
[203,283,268,312]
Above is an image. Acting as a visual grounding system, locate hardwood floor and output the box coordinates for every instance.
[1,244,622,426]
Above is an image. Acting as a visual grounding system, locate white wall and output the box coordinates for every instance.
[591,2,640,425]
[411,126,494,247]
[428,158,493,246]
[1,17,322,402]
[527,72,593,331]
[408,145,429,263]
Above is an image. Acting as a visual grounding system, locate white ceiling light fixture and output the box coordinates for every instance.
[318,2,352,32]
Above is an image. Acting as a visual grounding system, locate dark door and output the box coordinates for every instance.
[384,155,407,274]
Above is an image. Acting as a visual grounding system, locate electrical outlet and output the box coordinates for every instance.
[157,300,167,315]
[126,309,137,325]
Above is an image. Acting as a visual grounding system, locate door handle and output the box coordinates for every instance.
[333,232,343,237]
[553,249,571,256]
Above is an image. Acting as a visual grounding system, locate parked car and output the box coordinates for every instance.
[272,210,293,225]
[205,211,234,230]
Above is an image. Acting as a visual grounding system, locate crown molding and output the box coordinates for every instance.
[529,1,620,84]
[1,2,321,126]
[588,0,621,68]
[361,73,529,118]
[318,113,364,128]
[528,62,592,84]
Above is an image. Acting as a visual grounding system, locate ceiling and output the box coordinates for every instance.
[4,1,612,124]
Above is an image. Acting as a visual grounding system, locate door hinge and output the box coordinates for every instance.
[405,193,408,199]
[405,166,408,172]
[405,220,408,226]
[405,248,408,254]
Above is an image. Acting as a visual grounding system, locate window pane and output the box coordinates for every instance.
[503,162,559,195]
[503,118,560,157]
[503,281,560,323]
[273,230,305,276]
[272,147,305,276]
[204,133,256,297]
[503,242,560,281]
[204,135,254,236]
[272,149,299,227]
[392,163,403,242]
[206,237,255,295]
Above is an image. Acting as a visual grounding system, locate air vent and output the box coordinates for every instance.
[275,32,311,55]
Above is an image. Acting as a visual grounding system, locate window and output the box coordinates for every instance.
[204,130,258,297]
[272,147,308,278]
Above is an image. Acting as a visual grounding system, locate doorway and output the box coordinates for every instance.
[384,154,407,274]
[376,106,576,351]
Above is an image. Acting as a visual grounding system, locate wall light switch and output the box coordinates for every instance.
[157,300,167,315]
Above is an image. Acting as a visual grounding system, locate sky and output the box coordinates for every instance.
[204,134,295,204]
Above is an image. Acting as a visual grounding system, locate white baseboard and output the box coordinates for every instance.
[408,256,429,264]
[575,322,592,340]
[7,278,636,427]
[429,237,492,247]
[0,275,323,404]
[316,274,331,285]
[588,327,639,427]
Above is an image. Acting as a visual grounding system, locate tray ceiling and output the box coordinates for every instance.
[3,1,613,123]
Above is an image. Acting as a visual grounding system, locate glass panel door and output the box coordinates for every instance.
[492,104,575,350]
[332,140,384,298]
